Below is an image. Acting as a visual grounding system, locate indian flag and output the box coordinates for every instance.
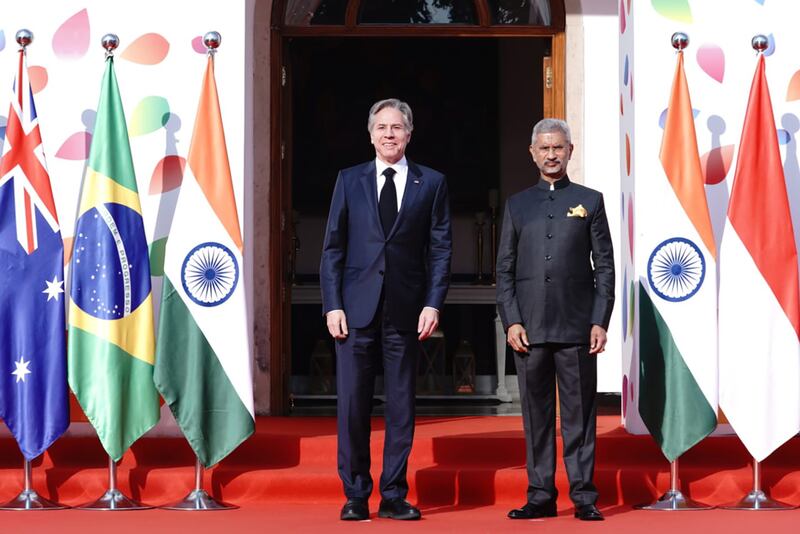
[68,57,159,461]
[154,53,254,468]
[637,51,717,461]
[718,55,800,462]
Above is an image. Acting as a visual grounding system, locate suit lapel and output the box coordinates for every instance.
[358,161,383,236]
[387,160,423,239]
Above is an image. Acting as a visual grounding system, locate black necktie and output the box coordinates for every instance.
[379,167,398,236]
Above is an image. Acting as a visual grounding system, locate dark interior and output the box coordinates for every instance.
[287,36,545,406]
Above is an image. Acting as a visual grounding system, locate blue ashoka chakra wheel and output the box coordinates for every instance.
[647,237,705,302]
[181,242,239,307]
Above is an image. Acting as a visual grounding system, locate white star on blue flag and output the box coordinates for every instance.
[42,276,65,302]
[12,357,31,383]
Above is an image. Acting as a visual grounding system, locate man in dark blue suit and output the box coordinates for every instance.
[320,98,451,521]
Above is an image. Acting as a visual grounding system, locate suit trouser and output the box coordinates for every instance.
[336,298,419,501]
[514,342,598,507]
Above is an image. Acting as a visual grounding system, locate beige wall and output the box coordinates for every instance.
[565,0,585,184]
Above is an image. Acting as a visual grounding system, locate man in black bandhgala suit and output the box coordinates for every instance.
[496,118,615,522]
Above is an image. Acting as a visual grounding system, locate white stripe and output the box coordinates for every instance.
[637,164,718,410]
[12,175,28,251]
[97,203,132,316]
[163,167,254,418]
[718,224,800,461]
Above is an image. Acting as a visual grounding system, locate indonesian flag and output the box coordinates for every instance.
[718,54,800,462]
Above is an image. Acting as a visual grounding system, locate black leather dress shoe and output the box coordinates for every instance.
[507,501,558,519]
[340,498,369,521]
[378,498,421,520]
[574,504,604,521]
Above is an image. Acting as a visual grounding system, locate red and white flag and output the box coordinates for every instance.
[718,54,800,462]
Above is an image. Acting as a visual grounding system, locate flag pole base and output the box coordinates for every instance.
[0,489,69,510]
[634,490,713,511]
[75,489,153,511]
[160,489,237,511]
[720,490,796,511]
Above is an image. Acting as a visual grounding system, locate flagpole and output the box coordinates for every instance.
[717,35,797,513]
[161,454,237,511]
[635,32,714,512]
[0,29,69,512]
[156,31,240,511]
[0,457,69,510]
[75,454,153,511]
[634,457,712,511]
[720,457,794,510]
[70,35,156,512]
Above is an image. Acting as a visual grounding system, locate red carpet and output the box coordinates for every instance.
[2,416,800,532]
[4,504,800,534]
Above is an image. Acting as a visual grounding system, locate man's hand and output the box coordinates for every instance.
[326,310,349,339]
[507,323,529,353]
[417,307,439,341]
[589,325,607,354]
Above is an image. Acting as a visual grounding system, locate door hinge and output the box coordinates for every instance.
[281,66,287,87]
[281,141,285,160]
[281,211,286,231]
[545,65,553,89]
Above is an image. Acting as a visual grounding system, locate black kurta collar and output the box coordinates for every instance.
[535,175,571,191]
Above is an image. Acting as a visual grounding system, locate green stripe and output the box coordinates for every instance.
[149,237,167,276]
[88,58,138,192]
[638,283,716,461]
[68,327,160,461]
[154,278,254,467]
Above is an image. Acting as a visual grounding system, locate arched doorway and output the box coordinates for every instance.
[268,0,567,414]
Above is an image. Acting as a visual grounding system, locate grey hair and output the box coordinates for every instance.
[531,118,571,144]
[367,98,414,133]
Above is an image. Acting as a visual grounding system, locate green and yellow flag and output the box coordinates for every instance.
[68,56,159,461]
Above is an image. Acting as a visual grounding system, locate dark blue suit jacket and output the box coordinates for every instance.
[320,160,452,331]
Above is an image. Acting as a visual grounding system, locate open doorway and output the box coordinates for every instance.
[285,36,548,413]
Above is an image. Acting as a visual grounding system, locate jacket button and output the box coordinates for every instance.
[547,214,554,219]
[379,270,384,276]
[545,276,552,282]
[547,233,553,239]
[545,255,551,261]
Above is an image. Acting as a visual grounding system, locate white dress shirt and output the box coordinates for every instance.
[375,156,408,209]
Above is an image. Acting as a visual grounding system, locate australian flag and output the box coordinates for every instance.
[0,49,68,460]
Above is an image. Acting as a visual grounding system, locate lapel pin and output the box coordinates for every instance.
[413,179,420,184]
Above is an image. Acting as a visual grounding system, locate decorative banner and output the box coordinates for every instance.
[624,0,800,436]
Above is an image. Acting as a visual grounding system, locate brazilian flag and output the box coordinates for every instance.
[68,56,159,461]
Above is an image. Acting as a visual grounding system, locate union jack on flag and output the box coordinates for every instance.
[0,47,68,460]
[0,49,59,254]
